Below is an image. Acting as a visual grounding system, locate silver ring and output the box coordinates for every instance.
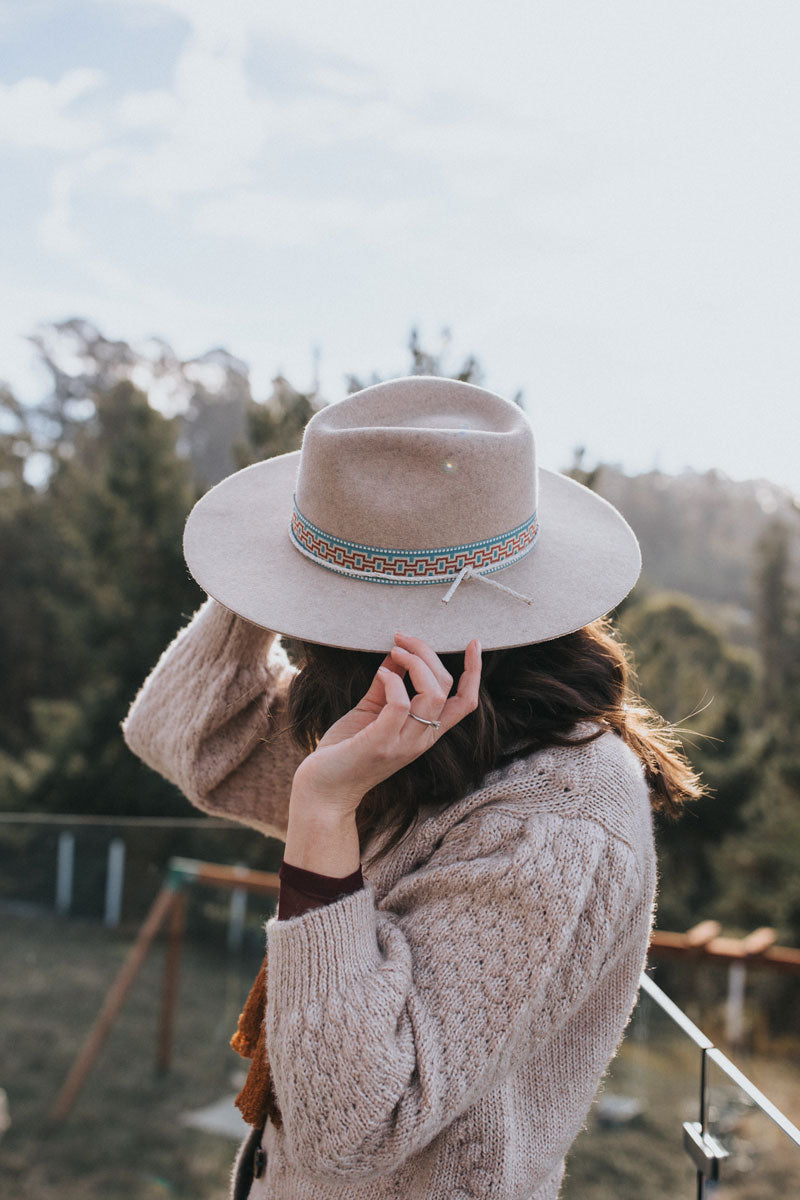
[408,713,440,731]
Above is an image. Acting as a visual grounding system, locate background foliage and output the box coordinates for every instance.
[1,318,799,944]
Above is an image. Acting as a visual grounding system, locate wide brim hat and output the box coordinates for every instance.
[183,376,641,652]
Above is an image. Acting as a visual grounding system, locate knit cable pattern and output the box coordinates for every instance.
[122,597,657,1200]
[265,810,644,1184]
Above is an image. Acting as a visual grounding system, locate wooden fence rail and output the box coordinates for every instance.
[48,861,800,1124]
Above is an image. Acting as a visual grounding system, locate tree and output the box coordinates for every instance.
[713,515,800,941]
[714,755,800,942]
[619,593,760,928]
[0,382,91,754]
[753,518,798,718]
[0,379,202,816]
[344,326,495,395]
[237,374,320,466]
[565,446,603,492]
[24,317,254,488]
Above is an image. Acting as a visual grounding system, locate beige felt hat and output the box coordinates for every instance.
[183,376,641,652]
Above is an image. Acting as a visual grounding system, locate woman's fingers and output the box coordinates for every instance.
[375,666,413,738]
[360,649,407,707]
[312,638,481,801]
[390,635,481,735]
[380,649,406,675]
[359,633,481,773]
[389,644,449,710]
[393,633,454,697]
[441,638,481,728]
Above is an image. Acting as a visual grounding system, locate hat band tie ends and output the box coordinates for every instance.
[289,499,538,607]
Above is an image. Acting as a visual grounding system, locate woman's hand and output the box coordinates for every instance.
[290,631,482,817]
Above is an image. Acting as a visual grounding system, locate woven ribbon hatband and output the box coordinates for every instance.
[289,498,539,585]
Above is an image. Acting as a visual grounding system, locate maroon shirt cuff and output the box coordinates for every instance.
[277,859,364,920]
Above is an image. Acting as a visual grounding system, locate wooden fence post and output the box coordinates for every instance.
[156,888,188,1074]
[49,885,178,1123]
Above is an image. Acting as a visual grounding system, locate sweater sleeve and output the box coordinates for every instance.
[121,597,306,840]
[264,810,645,1180]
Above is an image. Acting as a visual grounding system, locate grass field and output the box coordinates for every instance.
[2,904,798,1199]
[0,903,261,1200]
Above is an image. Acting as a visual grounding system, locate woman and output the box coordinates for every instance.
[123,376,699,1200]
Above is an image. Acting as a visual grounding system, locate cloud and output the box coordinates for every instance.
[113,34,273,205]
[16,1,565,257]
[36,151,137,292]
[192,189,415,247]
[0,67,107,151]
[8,0,799,497]
[309,65,380,101]
[73,13,463,234]
[37,165,85,256]
[117,88,178,131]
[33,150,210,322]
[10,0,593,375]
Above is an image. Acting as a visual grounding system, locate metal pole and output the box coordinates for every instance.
[55,831,75,914]
[725,962,747,1047]
[104,838,126,928]
[698,1048,708,1200]
[227,864,248,952]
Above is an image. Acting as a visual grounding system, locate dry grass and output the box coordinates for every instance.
[564,991,800,1199]
[0,904,263,1200]
[2,905,799,1199]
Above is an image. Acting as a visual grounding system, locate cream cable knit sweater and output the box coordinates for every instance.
[122,599,657,1200]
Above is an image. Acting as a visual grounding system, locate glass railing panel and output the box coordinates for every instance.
[563,977,701,1198]
[704,1047,800,1197]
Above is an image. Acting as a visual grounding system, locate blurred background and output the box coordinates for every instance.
[1,2,799,1198]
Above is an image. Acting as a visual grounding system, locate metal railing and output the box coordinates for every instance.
[565,971,800,1198]
[639,972,800,1196]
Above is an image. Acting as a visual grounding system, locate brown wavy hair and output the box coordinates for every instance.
[286,616,704,869]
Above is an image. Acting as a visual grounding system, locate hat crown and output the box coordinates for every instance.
[183,373,641,650]
[295,376,538,549]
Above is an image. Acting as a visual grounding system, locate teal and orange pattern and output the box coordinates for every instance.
[289,498,539,585]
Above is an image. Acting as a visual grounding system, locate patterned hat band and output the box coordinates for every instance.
[289,499,539,607]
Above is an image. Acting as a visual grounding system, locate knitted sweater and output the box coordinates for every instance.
[122,599,657,1200]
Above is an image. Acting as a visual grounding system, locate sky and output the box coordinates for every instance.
[1,0,799,489]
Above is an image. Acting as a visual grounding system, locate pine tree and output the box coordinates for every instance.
[1,380,202,816]
[754,519,794,716]
[619,593,760,928]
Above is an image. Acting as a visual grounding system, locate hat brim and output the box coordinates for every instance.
[183,452,641,652]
